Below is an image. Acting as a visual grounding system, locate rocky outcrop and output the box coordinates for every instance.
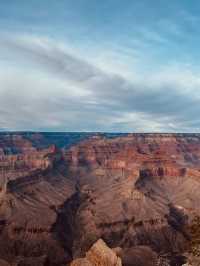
[70,258,93,266]
[70,239,122,266]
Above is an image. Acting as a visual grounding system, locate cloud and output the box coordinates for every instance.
[0,34,200,132]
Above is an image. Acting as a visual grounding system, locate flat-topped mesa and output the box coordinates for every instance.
[0,144,62,182]
[0,134,36,155]
[65,134,200,178]
[70,239,122,266]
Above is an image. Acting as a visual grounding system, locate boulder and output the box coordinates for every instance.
[70,239,122,266]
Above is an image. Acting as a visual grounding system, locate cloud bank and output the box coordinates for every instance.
[0,34,200,132]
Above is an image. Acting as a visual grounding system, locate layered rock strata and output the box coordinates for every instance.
[0,133,200,265]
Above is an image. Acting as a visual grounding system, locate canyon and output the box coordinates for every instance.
[0,133,200,265]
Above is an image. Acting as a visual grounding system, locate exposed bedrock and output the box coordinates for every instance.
[70,239,122,266]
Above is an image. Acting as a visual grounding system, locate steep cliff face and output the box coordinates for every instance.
[0,134,35,155]
[0,139,76,266]
[64,134,200,265]
[0,133,200,265]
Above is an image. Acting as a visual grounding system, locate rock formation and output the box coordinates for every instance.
[70,239,122,266]
[0,133,200,265]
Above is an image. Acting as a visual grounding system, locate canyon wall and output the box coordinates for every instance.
[0,133,200,265]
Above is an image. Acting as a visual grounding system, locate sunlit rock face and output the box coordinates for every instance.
[0,133,200,265]
[70,239,122,266]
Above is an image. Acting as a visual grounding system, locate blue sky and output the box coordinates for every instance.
[1,0,200,132]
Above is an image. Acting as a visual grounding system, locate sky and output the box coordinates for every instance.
[1,0,200,132]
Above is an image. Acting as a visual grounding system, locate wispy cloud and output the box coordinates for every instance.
[0,33,200,132]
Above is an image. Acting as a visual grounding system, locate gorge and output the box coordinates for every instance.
[0,133,200,266]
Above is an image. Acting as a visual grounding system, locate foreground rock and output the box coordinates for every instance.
[70,239,122,266]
